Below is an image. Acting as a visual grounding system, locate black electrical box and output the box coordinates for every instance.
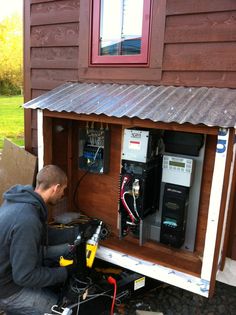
[160,183,189,248]
[79,126,110,174]
[119,158,162,237]
[121,159,161,218]
[164,131,204,156]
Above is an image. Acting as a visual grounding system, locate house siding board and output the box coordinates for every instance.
[32,89,50,99]
[31,23,79,47]
[31,69,78,90]
[166,0,236,15]
[31,47,78,68]
[163,43,236,71]
[31,0,56,3]
[161,71,236,88]
[31,0,80,26]
[165,11,236,43]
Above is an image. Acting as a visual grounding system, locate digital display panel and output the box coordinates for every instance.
[169,160,185,168]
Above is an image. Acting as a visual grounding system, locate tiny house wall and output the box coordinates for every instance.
[24,0,236,261]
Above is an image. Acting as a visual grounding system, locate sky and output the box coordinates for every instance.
[0,0,23,22]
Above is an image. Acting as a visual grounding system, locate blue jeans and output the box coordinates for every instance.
[0,244,70,315]
[0,287,58,315]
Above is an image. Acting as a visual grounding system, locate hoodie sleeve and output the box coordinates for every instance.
[9,213,67,288]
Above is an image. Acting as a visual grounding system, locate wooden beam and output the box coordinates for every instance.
[43,116,53,165]
[208,128,234,296]
[200,128,233,297]
[220,133,236,269]
[43,110,218,135]
[67,121,73,211]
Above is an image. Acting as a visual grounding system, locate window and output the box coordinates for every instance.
[91,0,151,64]
[79,0,166,82]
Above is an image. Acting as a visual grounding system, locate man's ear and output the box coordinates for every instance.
[55,184,61,192]
[51,184,60,194]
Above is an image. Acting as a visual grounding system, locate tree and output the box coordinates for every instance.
[0,13,23,95]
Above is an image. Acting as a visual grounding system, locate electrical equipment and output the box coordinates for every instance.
[120,160,161,237]
[164,131,204,156]
[122,129,162,163]
[160,183,189,248]
[162,155,195,187]
[160,155,194,248]
[79,123,110,174]
[119,129,163,238]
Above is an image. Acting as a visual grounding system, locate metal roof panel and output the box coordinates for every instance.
[23,82,236,128]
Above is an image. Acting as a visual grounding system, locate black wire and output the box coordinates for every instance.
[73,168,91,211]
[73,154,99,211]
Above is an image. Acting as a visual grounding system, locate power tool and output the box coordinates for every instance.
[59,219,103,269]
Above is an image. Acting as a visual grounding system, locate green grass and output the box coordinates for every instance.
[0,95,24,150]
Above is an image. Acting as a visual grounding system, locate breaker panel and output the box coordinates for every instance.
[79,123,110,174]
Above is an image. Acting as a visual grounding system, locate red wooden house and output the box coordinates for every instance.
[23,0,236,297]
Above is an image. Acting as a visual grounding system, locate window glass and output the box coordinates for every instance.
[100,0,144,56]
[91,0,151,64]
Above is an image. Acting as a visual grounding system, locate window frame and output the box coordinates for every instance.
[91,0,151,65]
[78,0,166,82]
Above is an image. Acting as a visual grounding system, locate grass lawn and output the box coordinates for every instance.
[0,95,24,150]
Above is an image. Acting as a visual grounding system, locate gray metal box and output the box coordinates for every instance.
[122,129,149,163]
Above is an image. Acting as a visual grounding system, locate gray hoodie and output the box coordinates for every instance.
[0,185,67,299]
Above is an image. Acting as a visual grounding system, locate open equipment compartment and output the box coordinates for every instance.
[38,111,233,298]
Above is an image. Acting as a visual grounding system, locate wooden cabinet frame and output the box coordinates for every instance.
[37,109,235,297]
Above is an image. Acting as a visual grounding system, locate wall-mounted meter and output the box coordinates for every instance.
[122,129,161,163]
[162,155,195,187]
[122,129,149,163]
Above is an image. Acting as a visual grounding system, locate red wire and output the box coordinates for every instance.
[121,176,135,222]
[107,276,117,315]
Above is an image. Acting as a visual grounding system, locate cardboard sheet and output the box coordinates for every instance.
[0,139,37,204]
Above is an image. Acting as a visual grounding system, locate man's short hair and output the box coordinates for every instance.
[36,165,67,190]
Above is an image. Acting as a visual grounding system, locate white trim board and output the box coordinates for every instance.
[37,109,44,171]
[201,128,229,281]
[97,246,209,297]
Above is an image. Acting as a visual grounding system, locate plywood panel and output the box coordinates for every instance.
[161,71,236,88]
[163,43,236,71]
[31,23,79,47]
[102,236,202,276]
[31,47,79,68]
[166,0,236,15]
[31,69,79,90]
[227,190,236,258]
[165,11,236,43]
[76,124,122,229]
[31,0,79,25]
[195,135,216,253]
[0,139,37,204]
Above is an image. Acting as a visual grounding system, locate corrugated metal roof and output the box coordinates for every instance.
[23,82,236,128]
